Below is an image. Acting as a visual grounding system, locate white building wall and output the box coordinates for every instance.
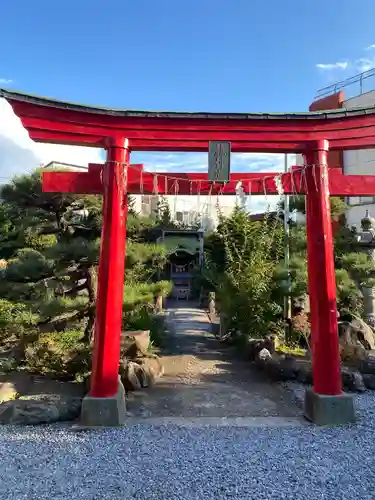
[344,91,375,229]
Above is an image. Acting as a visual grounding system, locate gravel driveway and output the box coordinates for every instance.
[1,392,375,500]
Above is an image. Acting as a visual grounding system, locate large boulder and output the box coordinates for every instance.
[341,368,366,393]
[0,394,82,425]
[135,356,164,386]
[119,357,164,391]
[339,317,375,351]
[256,352,298,381]
[362,373,375,390]
[120,361,143,391]
[120,330,150,359]
[358,354,375,375]
[340,343,367,365]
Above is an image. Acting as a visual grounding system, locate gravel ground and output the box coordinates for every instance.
[1,391,375,499]
[126,308,300,418]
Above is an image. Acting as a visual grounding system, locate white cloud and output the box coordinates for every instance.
[356,57,375,72]
[316,46,375,77]
[316,62,348,70]
[0,79,13,85]
[0,98,104,182]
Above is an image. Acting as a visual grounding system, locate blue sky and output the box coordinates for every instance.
[1,0,375,211]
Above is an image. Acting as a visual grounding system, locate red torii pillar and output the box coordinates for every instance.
[43,139,375,426]
[90,138,129,399]
[303,141,349,425]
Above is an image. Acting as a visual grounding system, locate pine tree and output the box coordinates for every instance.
[0,169,173,373]
[275,196,375,317]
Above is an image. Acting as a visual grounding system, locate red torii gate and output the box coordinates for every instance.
[3,89,375,425]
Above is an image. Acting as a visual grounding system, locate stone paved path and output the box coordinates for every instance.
[126,307,301,421]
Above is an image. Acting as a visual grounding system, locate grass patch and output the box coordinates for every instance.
[277,344,307,357]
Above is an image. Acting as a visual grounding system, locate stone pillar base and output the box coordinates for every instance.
[304,388,355,426]
[79,377,126,427]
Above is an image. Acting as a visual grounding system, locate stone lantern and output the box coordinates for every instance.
[356,210,375,327]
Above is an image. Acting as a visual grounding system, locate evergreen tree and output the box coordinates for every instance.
[204,206,284,337]
[0,169,172,375]
[275,195,375,317]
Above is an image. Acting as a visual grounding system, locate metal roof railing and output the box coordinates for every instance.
[316,67,375,100]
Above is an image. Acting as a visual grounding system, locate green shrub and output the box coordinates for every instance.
[0,299,38,347]
[124,305,166,348]
[205,207,284,339]
[24,329,91,381]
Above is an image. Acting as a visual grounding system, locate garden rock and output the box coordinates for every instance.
[296,364,313,384]
[339,317,375,351]
[340,343,367,365]
[258,348,272,361]
[263,355,297,381]
[341,368,366,392]
[362,373,375,390]
[0,394,82,425]
[120,361,143,391]
[120,356,164,391]
[120,330,150,359]
[358,354,375,375]
[247,336,278,361]
[134,357,164,386]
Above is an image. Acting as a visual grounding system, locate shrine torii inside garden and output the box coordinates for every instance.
[2,89,375,426]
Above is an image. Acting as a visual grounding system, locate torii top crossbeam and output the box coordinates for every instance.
[2,88,375,152]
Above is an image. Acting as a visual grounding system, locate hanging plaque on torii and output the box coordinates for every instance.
[208,141,231,182]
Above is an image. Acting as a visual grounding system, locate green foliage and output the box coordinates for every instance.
[24,330,91,381]
[275,196,375,318]
[5,248,54,282]
[124,307,166,348]
[0,167,174,377]
[0,299,38,334]
[205,206,284,338]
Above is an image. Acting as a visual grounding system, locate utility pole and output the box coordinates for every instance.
[284,154,292,339]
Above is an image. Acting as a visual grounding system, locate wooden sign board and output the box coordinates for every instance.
[208,141,231,182]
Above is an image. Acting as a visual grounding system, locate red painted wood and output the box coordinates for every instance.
[22,116,375,142]
[305,141,342,396]
[10,98,375,132]
[29,129,103,147]
[42,167,375,197]
[128,136,375,153]
[90,138,129,398]
[5,97,375,153]
[43,171,103,194]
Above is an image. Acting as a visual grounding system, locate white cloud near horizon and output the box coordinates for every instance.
[316,44,375,77]
[316,62,348,70]
[0,79,13,85]
[0,99,104,181]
